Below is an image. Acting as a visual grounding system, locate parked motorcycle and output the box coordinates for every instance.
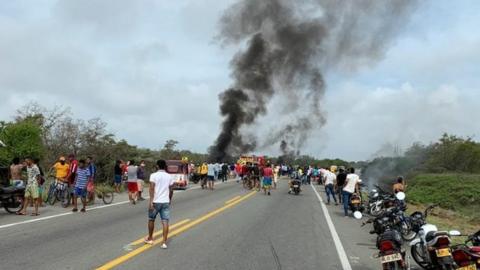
[410,204,459,270]
[355,192,410,269]
[451,230,480,270]
[0,184,25,213]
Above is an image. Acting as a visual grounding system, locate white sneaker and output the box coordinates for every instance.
[161,243,167,249]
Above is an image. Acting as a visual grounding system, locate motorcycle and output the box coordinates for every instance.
[410,205,459,270]
[289,179,301,195]
[0,184,25,214]
[355,192,411,269]
[368,185,398,217]
[451,230,480,270]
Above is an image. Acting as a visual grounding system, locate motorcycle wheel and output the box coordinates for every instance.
[370,205,384,217]
[440,265,455,270]
[294,189,300,195]
[410,243,432,270]
[400,222,417,241]
[3,194,24,214]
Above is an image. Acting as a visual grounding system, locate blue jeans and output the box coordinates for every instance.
[342,191,352,216]
[325,184,337,203]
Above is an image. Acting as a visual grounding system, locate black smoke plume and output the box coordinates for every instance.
[209,0,418,161]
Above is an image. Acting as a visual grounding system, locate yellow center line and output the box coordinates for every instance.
[224,195,241,205]
[96,191,257,270]
[129,219,191,246]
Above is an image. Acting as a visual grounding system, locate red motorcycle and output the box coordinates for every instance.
[452,230,480,270]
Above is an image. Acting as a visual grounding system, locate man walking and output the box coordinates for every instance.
[324,168,338,205]
[126,160,139,204]
[336,169,347,203]
[207,163,215,190]
[145,160,175,249]
[342,168,361,217]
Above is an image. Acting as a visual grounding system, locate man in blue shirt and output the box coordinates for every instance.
[73,159,91,213]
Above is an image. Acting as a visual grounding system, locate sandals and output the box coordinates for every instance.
[144,237,154,245]
[80,208,86,213]
[16,212,26,216]
[72,208,78,212]
[31,213,40,216]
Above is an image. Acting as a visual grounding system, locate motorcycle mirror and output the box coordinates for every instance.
[353,211,363,220]
[395,192,406,201]
[449,230,461,236]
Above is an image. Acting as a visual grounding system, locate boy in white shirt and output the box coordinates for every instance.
[342,168,360,217]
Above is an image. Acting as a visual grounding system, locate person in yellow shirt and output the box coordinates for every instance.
[200,162,208,189]
[52,156,70,182]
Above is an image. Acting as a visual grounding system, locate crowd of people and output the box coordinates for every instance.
[8,154,97,215]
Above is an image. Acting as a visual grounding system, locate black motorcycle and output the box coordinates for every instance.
[289,179,301,195]
[0,184,25,213]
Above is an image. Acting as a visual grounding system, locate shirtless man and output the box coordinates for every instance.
[10,157,25,187]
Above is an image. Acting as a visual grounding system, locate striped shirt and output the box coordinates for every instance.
[75,168,91,188]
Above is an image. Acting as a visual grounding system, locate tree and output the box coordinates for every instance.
[0,120,44,166]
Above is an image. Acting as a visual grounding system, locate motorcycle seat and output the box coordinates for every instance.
[426,231,448,243]
[0,186,24,194]
[470,246,480,253]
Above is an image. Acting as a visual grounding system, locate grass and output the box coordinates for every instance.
[407,173,480,223]
[406,173,480,244]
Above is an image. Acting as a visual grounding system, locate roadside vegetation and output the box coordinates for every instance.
[362,135,480,233]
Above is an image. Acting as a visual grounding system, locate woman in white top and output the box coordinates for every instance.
[342,168,360,217]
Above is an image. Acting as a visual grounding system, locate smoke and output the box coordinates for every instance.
[209,0,418,161]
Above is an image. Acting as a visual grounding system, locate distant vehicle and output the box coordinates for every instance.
[237,155,265,166]
[166,160,189,190]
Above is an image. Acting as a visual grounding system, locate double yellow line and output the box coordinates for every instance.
[96,191,256,270]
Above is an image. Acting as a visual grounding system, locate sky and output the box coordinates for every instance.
[0,0,479,161]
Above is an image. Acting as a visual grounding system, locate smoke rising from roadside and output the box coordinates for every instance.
[209,0,418,161]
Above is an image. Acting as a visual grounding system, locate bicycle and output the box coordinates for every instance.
[85,182,114,205]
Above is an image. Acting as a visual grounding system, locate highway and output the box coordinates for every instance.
[0,178,384,270]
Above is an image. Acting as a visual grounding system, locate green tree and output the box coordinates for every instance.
[0,120,44,166]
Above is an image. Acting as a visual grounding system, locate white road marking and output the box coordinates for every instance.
[0,179,236,230]
[311,183,353,270]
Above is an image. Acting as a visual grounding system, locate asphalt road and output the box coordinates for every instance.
[0,178,385,270]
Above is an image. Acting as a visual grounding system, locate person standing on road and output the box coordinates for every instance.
[145,160,175,248]
[137,160,146,201]
[273,165,280,189]
[200,162,208,189]
[342,168,360,217]
[126,160,139,204]
[221,163,228,182]
[262,164,273,196]
[73,160,90,213]
[114,160,123,193]
[324,168,338,205]
[34,158,46,208]
[207,163,215,190]
[336,169,347,204]
[18,157,41,216]
[9,157,25,187]
[66,154,78,205]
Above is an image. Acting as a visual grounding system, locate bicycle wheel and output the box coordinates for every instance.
[61,189,71,208]
[101,191,114,205]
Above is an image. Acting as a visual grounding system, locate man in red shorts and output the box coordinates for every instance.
[126,160,139,204]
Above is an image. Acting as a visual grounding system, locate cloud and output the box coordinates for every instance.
[317,83,480,161]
